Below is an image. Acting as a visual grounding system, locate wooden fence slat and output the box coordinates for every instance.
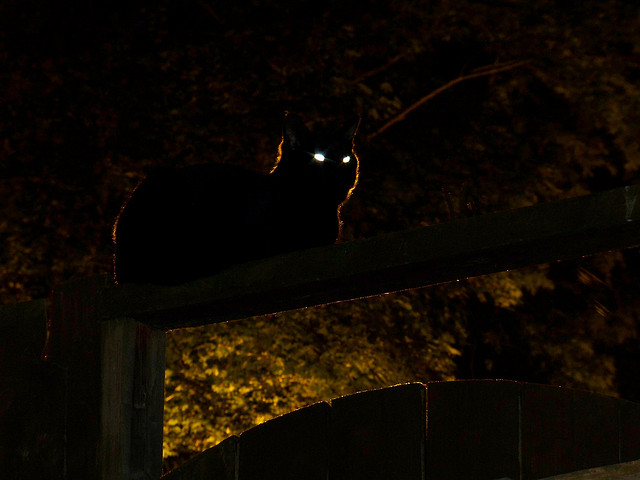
[0,298,47,360]
[520,384,626,478]
[44,276,110,480]
[330,383,426,480]
[521,383,575,478]
[0,358,66,479]
[425,380,522,480]
[161,435,238,480]
[0,299,57,477]
[571,389,620,471]
[620,399,640,462]
[423,380,640,480]
[101,184,640,330]
[238,402,330,480]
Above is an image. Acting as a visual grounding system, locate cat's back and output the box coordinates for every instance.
[120,162,269,220]
[136,162,264,200]
[116,162,276,251]
[114,162,274,284]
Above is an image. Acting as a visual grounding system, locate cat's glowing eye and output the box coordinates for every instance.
[342,155,351,164]
[313,153,325,162]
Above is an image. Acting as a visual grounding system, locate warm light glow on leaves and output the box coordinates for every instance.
[163,288,464,466]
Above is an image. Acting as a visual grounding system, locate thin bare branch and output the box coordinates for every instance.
[367,60,531,140]
[352,53,406,85]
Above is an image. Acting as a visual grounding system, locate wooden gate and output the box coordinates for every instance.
[162,381,640,480]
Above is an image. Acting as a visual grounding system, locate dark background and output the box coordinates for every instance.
[2,0,640,469]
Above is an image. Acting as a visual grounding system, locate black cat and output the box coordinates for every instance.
[113,113,360,285]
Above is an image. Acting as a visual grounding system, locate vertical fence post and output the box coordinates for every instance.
[44,275,165,480]
[99,319,165,480]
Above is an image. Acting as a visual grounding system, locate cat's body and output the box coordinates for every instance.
[113,114,360,285]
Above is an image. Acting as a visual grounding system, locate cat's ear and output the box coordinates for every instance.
[340,115,361,142]
[282,113,309,149]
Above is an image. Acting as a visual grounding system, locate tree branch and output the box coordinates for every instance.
[352,53,406,85]
[367,59,531,140]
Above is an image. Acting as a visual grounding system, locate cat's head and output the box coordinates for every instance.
[272,113,360,205]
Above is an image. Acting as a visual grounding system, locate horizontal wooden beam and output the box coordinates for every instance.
[101,184,640,330]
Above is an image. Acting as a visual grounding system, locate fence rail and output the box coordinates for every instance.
[539,459,640,480]
[103,184,640,330]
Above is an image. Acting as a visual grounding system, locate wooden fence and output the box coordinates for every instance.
[161,381,640,480]
[2,184,640,479]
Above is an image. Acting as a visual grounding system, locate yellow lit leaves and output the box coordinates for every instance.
[470,266,554,309]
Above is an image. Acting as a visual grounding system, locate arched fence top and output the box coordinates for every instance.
[163,380,640,480]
